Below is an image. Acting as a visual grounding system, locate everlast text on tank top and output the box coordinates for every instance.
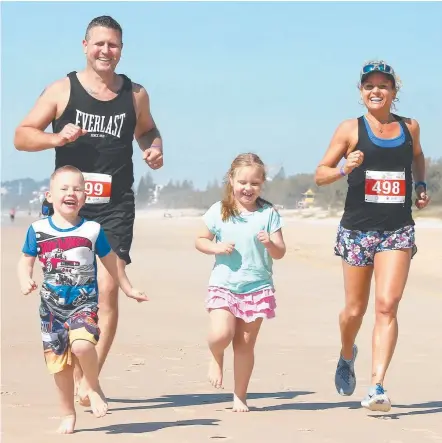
[52,72,137,206]
[340,114,414,231]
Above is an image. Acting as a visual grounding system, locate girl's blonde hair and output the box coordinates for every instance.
[221,153,273,222]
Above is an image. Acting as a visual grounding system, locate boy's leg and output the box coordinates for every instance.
[71,339,108,418]
[68,309,107,418]
[41,317,76,433]
[53,367,76,434]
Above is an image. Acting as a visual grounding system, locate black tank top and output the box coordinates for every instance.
[52,72,137,205]
[340,114,414,231]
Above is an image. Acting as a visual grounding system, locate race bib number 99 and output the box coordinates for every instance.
[365,170,406,204]
[82,173,112,204]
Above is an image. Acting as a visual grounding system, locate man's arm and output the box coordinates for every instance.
[14,81,63,151]
[133,83,163,169]
[14,78,85,152]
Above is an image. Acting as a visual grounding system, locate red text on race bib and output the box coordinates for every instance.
[365,170,406,204]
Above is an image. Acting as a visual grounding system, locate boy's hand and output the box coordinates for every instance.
[127,288,149,303]
[21,279,37,295]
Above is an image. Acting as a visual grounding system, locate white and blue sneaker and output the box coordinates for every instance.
[361,384,391,412]
[335,344,358,396]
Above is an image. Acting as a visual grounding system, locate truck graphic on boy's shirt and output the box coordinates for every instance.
[41,249,80,274]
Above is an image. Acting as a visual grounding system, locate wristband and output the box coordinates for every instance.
[414,181,427,191]
[339,165,347,177]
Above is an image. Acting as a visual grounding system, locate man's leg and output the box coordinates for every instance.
[95,257,121,372]
[77,197,134,403]
[76,257,125,405]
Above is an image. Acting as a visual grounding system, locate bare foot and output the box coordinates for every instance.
[88,389,108,418]
[208,354,224,389]
[76,379,91,407]
[57,414,76,434]
[232,393,249,412]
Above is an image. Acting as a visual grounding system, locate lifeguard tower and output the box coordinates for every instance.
[300,188,316,208]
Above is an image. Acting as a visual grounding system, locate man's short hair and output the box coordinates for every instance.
[85,15,123,42]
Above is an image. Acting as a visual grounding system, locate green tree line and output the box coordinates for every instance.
[136,157,442,210]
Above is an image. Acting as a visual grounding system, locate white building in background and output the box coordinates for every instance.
[151,184,164,205]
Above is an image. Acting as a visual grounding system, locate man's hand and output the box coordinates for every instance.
[54,124,87,147]
[143,146,163,170]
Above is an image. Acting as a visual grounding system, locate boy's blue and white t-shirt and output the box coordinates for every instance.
[203,201,283,294]
[22,217,111,320]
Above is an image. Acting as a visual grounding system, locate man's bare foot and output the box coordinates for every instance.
[76,379,91,407]
[88,389,108,418]
[57,414,76,434]
[232,393,249,412]
[208,354,224,389]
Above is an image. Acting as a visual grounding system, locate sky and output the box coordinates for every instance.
[1,1,442,190]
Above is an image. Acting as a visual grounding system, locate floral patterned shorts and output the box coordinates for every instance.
[334,224,417,267]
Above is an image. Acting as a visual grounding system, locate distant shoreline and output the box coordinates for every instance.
[3,207,442,230]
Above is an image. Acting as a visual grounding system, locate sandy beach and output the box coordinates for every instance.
[2,212,441,442]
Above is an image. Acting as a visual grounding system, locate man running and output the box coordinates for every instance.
[14,15,163,402]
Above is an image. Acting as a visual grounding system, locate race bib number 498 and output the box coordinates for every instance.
[82,172,112,204]
[365,170,406,204]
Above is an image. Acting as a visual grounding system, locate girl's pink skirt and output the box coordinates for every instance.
[205,286,277,323]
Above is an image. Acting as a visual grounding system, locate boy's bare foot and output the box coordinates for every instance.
[57,414,76,434]
[89,389,108,418]
[232,393,249,412]
[208,353,224,389]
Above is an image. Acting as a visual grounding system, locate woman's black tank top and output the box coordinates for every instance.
[340,114,414,231]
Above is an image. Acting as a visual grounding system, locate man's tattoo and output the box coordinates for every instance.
[138,128,162,151]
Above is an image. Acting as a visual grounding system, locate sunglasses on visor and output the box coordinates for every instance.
[361,63,394,78]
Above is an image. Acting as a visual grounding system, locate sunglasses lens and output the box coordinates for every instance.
[361,63,393,77]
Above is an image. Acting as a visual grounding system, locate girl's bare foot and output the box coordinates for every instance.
[57,414,76,434]
[89,389,108,418]
[232,393,249,412]
[208,354,224,389]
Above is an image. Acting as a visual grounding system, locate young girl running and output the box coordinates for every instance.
[195,153,286,412]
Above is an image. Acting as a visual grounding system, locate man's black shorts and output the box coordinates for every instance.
[41,192,135,265]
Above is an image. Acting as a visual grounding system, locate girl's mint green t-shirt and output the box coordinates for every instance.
[203,201,283,294]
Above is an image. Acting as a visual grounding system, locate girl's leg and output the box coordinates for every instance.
[232,317,263,412]
[53,366,76,434]
[207,308,236,388]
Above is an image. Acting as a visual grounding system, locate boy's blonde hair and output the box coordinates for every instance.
[50,166,85,187]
